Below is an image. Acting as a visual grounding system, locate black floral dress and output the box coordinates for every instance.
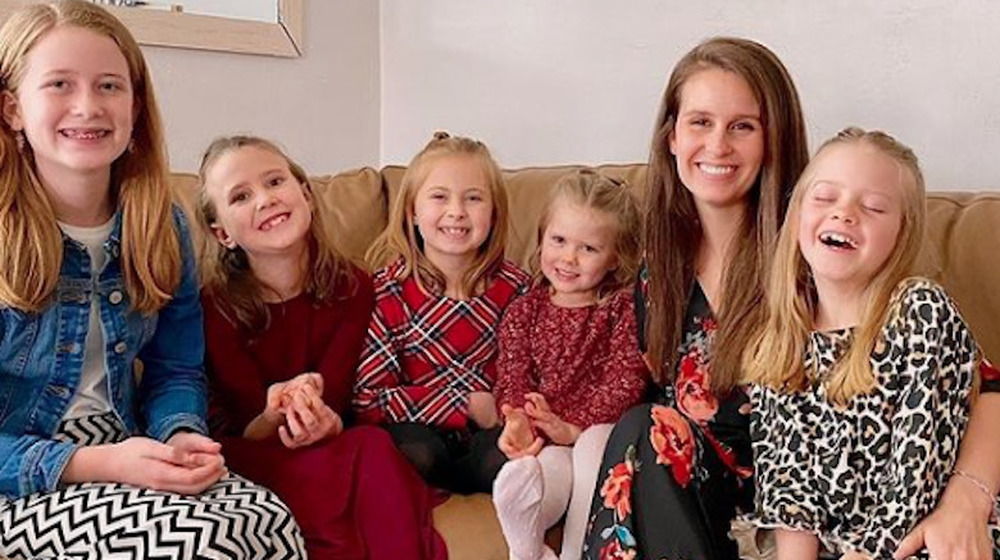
[582,281,754,560]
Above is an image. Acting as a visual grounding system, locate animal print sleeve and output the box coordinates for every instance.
[749,384,827,535]
[847,279,978,557]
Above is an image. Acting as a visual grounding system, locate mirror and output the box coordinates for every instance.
[0,0,303,57]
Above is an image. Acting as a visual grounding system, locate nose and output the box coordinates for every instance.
[560,247,579,265]
[705,127,733,156]
[831,202,857,225]
[255,189,279,209]
[445,198,467,219]
[70,88,104,118]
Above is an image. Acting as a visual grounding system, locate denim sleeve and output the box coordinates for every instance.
[0,433,77,498]
[138,207,208,440]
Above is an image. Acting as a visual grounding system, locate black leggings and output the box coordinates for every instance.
[383,423,505,494]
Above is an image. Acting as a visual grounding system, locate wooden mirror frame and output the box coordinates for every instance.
[0,0,303,58]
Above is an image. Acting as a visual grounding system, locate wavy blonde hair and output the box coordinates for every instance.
[644,37,809,391]
[366,131,508,296]
[197,135,358,334]
[743,127,926,404]
[531,169,641,301]
[0,0,179,313]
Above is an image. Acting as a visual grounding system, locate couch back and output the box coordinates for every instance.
[172,164,1000,364]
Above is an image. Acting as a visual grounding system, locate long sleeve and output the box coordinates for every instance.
[493,293,537,412]
[568,291,649,427]
[846,281,977,557]
[352,289,471,430]
[202,295,269,437]
[138,208,208,440]
[315,269,375,417]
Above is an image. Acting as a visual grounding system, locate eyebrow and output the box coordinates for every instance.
[678,109,761,121]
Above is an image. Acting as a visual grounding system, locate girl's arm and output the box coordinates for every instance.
[0,434,77,498]
[775,529,819,560]
[894,365,1000,560]
[137,209,208,440]
[849,281,979,558]
[315,267,376,417]
[352,287,479,431]
[571,290,649,426]
[492,293,535,413]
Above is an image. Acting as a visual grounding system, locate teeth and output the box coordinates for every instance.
[260,214,289,231]
[61,129,109,139]
[699,163,735,176]
[819,231,858,249]
[441,227,468,236]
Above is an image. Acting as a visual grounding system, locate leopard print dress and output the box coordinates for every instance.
[749,278,999,559]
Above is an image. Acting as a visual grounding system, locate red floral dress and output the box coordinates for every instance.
[582,280,754,560]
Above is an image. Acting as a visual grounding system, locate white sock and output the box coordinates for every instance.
[494,456,547,560]
[560,423,613,560]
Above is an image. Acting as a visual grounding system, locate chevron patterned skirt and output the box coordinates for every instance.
[0,413,307,559]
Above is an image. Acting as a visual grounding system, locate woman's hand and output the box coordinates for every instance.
[894,476,994,560]
[523,392,580,446]
[497,404,544,459]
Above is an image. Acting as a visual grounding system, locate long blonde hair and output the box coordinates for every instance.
[0,0,179,313]
[531,169,641,300]
[743,127,926,404]
[366,131,508,296]
[644,37,809,391]
[197,135,358,334]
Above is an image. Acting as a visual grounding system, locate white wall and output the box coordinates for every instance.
[144,0,380,174]
[381,1,1000,191]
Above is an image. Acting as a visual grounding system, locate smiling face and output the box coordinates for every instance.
[412,154,494,271]
[668,67,765,213]
[540,201,620,307]
[2,24,134,187]
[797,142,907,296]
[203,144,313,261]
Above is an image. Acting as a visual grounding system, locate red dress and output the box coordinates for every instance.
[203,267,447,560]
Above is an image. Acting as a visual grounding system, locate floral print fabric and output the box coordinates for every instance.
[582,283,753,560]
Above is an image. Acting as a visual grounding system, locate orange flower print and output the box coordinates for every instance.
[600,459,634,521]
[676,352,719,423]
[649,405,695,486]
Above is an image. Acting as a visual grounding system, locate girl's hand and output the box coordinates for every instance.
[244,373,326,440]
[894,478,994,560]
[65,436,225,495]
[523,392,581,446]
[278,386,343,449]
[467,391,499,429]
[497,405,544,459]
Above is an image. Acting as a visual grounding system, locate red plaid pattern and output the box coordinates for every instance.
[353,259,529,430]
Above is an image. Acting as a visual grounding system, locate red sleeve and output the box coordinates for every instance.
[202,293,268,437]
[493,292,537,413]
[317,267,376,417]
[572,290,650,427]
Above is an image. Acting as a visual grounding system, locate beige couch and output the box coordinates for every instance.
[171,164,1000,560]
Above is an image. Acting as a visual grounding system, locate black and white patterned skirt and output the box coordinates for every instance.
[0,413,307,559]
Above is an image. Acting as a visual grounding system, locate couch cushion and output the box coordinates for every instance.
[917,192,1000,364]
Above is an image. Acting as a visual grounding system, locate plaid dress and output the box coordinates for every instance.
[353,259,529,431]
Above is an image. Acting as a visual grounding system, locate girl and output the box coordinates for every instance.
[744,128,1000,560]
[490,169,649,560]
[353,131,530,494]
[0,2,304,558]
[198,135,447,560]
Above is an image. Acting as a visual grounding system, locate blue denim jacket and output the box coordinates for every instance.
[0,207,207,499]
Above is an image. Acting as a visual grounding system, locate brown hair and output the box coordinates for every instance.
[366,131,509,297]
[532,169,641,300]
[743,127,926,403]
[644,36,809,392]
[0,0,179,313]
[197,135,358,334]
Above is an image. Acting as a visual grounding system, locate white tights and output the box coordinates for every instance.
[492,423,613,560]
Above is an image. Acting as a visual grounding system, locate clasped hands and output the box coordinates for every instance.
[244,372,343,448]
[497,392,581,459]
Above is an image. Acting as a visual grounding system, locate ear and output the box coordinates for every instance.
[667,127,678,156]
[1,91,23,131]
[210,223,237,250]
